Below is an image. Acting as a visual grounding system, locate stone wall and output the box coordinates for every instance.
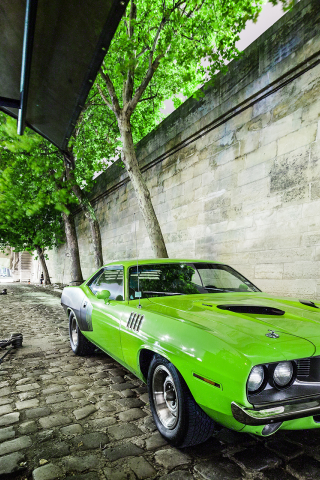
[46,0,320,299]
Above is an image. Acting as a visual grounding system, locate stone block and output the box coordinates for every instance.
[0,412,20,427]
[72,432,109,450]
[154,448,191,469]
[237,161,271,187]
[212,143,240,167]
[25,407,51,420]
[60,424,83,435]
[16,382,40,392]
[255,264,284,280]
[62,454,99,472]
[0,404,13,416]
[16,398,40,410]
[233,445,281,472]
[127,457,157,479]
[278,123,317,156]
[260,111,301,146]
[270,146,309,193]
[239,131,260,156]
[103,441,144,461]
[104,466,136,480]
[39,414,72,429]
[19,420,38,435]
[0,452,25,476]
[32,463,63,480]
[0,435,32,456]
[256,279,317,297]
[0,396,14,406]
[287,456,320,479]
[118,408,147,422]
[0,387,12,398]
[302,199,320,218]
[245,141,277,169]
[194,460,242,480]
[0,426,15,443]
[107,423,143,440]
[73,405,96,420]
[145,432,167,450]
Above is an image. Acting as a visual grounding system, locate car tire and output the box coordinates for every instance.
[69,311,95,356]
[147,354,216,447]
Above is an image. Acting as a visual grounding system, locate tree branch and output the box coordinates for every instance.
[99,70,121,116]
[124,0,137,104]
[138,94,158,103]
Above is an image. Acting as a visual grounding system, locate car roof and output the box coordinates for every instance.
[102,259,225,268]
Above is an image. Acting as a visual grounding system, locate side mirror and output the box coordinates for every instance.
[96,290,111,303]
[239,284,249,291]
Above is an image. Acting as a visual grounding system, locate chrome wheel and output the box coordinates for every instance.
[152,365,179,429]
[70,315,78,348]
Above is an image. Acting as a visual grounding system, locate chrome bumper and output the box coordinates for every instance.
[231,399,320,426]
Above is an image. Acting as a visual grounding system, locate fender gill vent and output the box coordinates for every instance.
[127,312,144,331]
[297,358,311,376]
[217,305,285,315]
[299,300,319,309]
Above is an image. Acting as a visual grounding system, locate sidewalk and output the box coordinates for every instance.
[0,284,319,480]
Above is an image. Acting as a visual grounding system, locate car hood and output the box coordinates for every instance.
[143,292,320,360]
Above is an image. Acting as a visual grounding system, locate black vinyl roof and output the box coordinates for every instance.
[0,0,127,151]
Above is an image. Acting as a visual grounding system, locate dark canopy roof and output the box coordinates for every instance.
[0,0,127,151]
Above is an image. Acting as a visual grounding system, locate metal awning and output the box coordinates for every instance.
[0,0,127,151]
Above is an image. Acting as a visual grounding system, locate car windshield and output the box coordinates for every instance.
[128,263,260,299]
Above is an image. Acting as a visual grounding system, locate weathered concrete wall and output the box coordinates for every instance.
[46,0,320,299]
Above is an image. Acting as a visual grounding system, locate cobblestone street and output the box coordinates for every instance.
[1,284,320,480]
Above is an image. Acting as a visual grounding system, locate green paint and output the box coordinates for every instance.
[65,259,320,436]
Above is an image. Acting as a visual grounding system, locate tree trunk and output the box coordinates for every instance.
[63,153,104,269]
[118,118,168,258]
[62,212,83,285]
[71,185,103,269]
[36,246,51,285]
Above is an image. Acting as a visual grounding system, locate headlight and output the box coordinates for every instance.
[248,365,265,393]
[273,361,293,387]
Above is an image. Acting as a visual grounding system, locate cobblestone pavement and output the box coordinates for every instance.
[1,284,320,480]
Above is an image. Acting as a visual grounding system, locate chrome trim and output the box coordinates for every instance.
[232,399,320,426]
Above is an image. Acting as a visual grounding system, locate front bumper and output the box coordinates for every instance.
[232,398,320,426]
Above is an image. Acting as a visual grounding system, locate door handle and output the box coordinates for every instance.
[83,301,87,308]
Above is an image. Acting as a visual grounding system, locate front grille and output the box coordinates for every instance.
[127,312,144,332]
[297,358,311,377]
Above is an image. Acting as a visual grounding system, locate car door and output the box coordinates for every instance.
[86,265,125,364]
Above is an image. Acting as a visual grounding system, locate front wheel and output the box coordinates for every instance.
[147,355,216,447]
[69,311,95,356]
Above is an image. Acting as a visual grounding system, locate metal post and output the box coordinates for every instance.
[17,0,38,136]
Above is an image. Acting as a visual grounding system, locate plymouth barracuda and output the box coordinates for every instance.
[61,259,320,447]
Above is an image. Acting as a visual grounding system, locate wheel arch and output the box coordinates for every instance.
[138,347,186,383]
[67,308,80,329]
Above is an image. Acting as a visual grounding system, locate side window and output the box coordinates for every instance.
[90,266,124,301]
[87,268,104,292]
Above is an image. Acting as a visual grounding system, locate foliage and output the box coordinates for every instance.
[96,0,292,120]
[0,206,64,256]
[0,136,65,254]
[76,0,293,202]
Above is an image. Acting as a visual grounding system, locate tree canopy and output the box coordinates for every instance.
[93,0,291,257]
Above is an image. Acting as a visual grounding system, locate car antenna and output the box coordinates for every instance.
[134,213,142,309]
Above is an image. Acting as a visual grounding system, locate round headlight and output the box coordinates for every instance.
[273,361,293,387]
[248,365,265,393]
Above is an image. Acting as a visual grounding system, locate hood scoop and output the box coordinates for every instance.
[217,305,285,316]
[299,300,319,309]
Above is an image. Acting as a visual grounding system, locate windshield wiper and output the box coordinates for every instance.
[143,291,184,297]
[204,286,225,291]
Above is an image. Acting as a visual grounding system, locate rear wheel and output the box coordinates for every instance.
[148,355,216,447]
[69,311,95,356]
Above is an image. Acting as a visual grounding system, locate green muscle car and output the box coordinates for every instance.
[61,259,320,447]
